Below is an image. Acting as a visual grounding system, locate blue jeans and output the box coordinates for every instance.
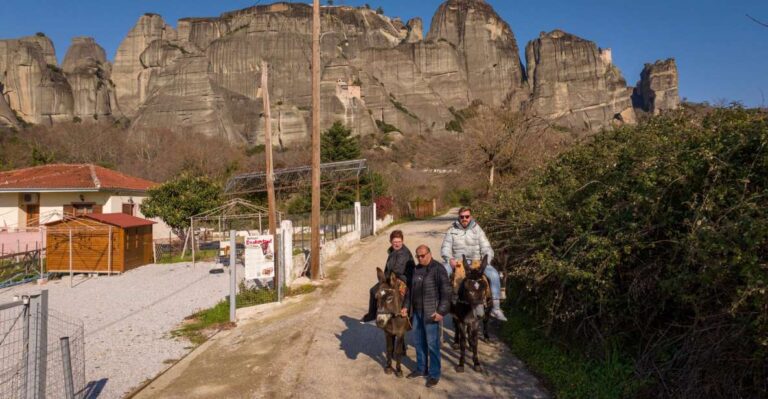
[411,311,441,380]
[443,262,502,300]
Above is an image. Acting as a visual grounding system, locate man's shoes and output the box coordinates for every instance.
[361,313,376,323]
[405,371,424,379]
[426,377,439,388]
[491,300,508,321]
[489,308,508,321]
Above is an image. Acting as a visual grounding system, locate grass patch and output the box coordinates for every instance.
[157,249,217,264]
[501,308,644,399]
[173,282,318,345]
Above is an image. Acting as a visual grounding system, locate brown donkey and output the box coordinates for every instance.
[450,255,491,372]
[374,267,411,377]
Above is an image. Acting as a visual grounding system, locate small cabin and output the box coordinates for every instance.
[45,214,155,274]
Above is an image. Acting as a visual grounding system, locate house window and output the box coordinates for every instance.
[65,203,102,216]
[122,203,135,216]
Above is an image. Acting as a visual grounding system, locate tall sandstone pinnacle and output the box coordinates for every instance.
[427,0,529,109]
[62,37,121,119]
[112,13,177,117]
[635,58,679,115]
[0,36,73,125]
[526,30,636,130]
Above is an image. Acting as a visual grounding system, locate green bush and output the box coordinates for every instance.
[481,107,768,398]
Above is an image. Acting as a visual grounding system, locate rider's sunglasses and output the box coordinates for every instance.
[459,215,471,219]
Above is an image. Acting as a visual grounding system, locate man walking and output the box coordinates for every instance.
[401,245,452,388]
[441,207,508,321]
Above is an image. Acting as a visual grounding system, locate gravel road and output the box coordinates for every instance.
[0,261,237,398]
[136,214,550,398]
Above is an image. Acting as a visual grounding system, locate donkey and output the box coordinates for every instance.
[375,267,411,377]
[450,255,491,372]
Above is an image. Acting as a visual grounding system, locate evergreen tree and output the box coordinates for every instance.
[321,121,360,162]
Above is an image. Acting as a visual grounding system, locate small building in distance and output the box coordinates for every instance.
[45,213,155,274]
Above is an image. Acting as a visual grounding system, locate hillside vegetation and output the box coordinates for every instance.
[481,107,767,398]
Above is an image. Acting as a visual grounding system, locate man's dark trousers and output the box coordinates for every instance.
[411,311,441,380]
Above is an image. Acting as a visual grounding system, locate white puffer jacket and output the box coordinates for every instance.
[440,219,494,264]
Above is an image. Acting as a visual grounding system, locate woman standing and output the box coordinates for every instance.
[362,230,414,322]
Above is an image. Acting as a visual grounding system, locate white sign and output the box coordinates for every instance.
[244,235,274,281]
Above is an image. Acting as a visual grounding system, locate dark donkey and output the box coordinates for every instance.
[451,255,491,372]
[374,267,411,377]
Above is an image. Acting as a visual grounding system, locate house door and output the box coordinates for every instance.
[26,205,39,227]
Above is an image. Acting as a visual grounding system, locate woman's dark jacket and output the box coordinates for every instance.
[385,245,414,283]
[403,259,452,324]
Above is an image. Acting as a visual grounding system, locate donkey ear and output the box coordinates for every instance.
[389,270,398,286]
[480,255,488,275]
[377,267,385,283]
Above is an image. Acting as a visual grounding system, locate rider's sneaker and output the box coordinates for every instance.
[490,308,508,322]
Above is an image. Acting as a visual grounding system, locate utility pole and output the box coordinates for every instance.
[310,0,322,280]
[262,60,278,285]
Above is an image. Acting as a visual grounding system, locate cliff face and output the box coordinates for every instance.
[0,36,73,125]
[62,37,119,119]
[427,0,529,109]
[0,0,680,141]
[635,58,679,115]
[526,30,636,130]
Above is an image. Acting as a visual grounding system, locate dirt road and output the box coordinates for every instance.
[135,214,549,398]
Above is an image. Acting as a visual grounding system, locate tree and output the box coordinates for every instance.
[459,105,550,193]
[140,173,223,239]
[376,6,384,15]
[321,121,360,162]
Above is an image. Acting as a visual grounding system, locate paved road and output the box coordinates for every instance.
[136,214,550,398]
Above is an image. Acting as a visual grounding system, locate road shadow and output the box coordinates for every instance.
[336,315,417,371]
[82,378,108,398]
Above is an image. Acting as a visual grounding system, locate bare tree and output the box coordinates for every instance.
[459,105,552,193]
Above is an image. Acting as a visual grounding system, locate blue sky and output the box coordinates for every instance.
[2,0,767,107]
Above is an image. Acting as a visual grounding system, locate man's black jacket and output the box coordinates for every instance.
[403,259,452,324]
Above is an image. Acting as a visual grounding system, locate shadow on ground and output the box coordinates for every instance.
[337,315,417,372]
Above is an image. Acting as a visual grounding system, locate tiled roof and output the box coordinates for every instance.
[0,164,156,192]
[85,213,156,229]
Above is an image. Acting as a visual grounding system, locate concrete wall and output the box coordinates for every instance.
[0,193,19,230]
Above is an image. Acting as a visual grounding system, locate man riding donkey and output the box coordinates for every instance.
[441,207,507,322]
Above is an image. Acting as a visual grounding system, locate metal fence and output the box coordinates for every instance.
[360,205,374,239]
[287,207,357,251]
[0,250,45,289]
[0,291,86,398]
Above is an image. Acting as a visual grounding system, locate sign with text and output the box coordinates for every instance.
[244,235,274,281]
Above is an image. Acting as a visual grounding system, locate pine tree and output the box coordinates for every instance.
[321,121,360,162]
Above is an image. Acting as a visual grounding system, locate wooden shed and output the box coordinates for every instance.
[45,214,155,274]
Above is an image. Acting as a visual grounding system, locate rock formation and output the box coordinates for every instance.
[0,0,681,142]
[635,58,679,115]
[62,37,120,120]
[0,37,73,125]
[427,0,529,109]
[112,14,177,116]
[526,30,636,131]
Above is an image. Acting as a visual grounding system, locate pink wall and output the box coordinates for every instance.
[0,231,44,256]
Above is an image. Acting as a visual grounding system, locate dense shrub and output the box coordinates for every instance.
[481,107,768,398]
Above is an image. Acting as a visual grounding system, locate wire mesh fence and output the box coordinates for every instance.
[287,207,357,252]
[0,292,85,399]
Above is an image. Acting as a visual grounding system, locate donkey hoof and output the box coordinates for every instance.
[394,370,404,378]
[473,365,483,373]
[384,367,393,375]
[455,365,465,373]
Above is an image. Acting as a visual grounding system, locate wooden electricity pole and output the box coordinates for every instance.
[310,0,321,280]
[262,60,278,284]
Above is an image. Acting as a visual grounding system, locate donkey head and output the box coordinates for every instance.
[460,254,489,318]
[375,267,402,329]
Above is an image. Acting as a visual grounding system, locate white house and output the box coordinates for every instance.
[0,164,171,245]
